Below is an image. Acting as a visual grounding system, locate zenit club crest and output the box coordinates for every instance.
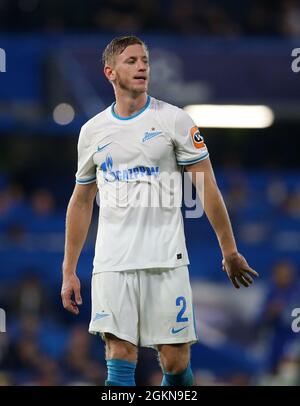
[190,126,205,149]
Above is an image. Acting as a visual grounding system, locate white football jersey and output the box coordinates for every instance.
[76,96,209,273]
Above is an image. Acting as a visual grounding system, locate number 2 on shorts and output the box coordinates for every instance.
[176,296,188,322]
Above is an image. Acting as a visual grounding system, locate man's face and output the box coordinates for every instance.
[108,44,150,94]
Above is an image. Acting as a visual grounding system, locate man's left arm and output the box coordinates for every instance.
[185,157,259,289]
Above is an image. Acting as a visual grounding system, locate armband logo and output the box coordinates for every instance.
[190,126,205,149]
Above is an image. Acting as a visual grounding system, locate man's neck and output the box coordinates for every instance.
[114,93,148,118]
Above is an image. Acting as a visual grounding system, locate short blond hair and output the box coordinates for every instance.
[102,35,148,66]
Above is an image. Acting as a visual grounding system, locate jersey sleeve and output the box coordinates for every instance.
[172,108,209,166]
[75,125,97,184]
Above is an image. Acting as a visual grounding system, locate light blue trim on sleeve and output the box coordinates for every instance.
[75,176,97,184]
[177,152,209,166]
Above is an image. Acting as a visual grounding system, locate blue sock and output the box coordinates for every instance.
[105,359,136,386]
[161,363,194,386]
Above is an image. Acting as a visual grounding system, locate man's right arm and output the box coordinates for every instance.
[61,182,98,314]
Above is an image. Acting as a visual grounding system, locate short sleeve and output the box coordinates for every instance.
[173,108,209,166]
[75,126,97,184]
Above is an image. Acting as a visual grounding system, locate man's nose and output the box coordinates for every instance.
[137,61,147,70]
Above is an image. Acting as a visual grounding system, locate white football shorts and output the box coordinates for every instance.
[88,266,198,348]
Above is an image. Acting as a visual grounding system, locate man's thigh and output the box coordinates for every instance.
[89,271,139,346]
[139,266,197,348]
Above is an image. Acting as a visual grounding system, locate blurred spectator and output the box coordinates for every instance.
[62,325,105,385]
[280,0,300,36]
[146,370,163,386]
[203,4,241,36]
[0,183,29,243]
[225,180,248,216]
[169,0,203,36]
[92,0,143,33]
[259,340,300,385]
[7,271,50,318]
[30,355,62,386]
[135,348,160,386]
[0,372,14,386]
[4,315,43,375]
[281,190,300,219]
[0,0,300,37]
[31,189,55,217]
[256,260,300,373]
[28,189,60,233]
[0,184,65,245]
[245,0,280,36]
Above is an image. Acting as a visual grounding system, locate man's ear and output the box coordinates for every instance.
[104,65,116,82]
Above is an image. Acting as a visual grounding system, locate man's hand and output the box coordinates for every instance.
[222,252,259,289]
[61,274,82,315]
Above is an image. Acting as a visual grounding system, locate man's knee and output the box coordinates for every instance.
[158,343,190,374]
[105,333,137,362]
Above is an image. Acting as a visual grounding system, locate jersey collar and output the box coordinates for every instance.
[111,95,151,121]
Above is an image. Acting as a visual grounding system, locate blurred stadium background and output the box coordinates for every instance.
[0,0,300,386]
